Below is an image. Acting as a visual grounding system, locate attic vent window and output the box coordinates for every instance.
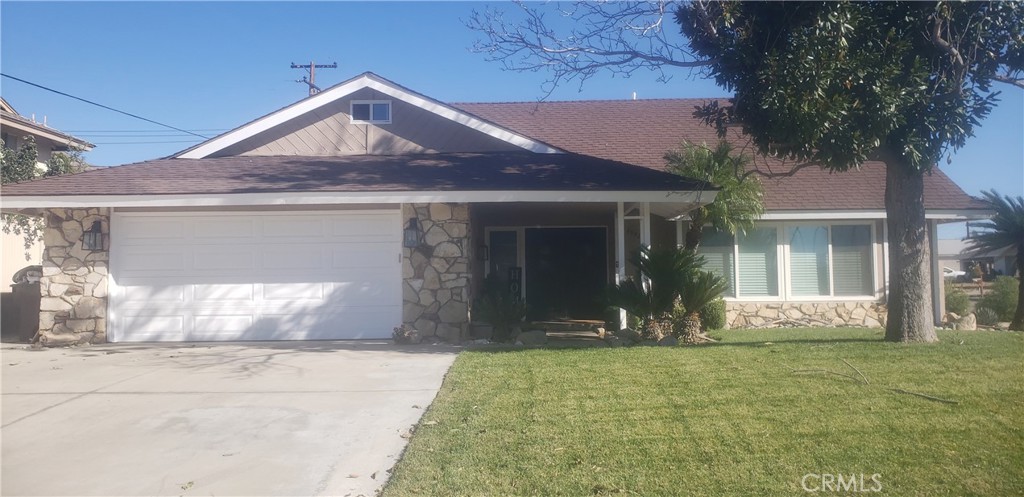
[351,100,391,124]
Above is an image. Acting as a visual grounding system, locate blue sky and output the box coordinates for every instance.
[2,1,1021,239]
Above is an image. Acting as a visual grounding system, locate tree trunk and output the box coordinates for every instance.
[883,160,938,343]
[1012,249,1024,331]
[679,311,703,343]
[684,209,706,251]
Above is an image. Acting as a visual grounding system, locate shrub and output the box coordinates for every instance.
[700,297,727,330]
[975,307,1000,326]
[978,276,1019,322]
[474,273,527,342]
[944,281,971,316]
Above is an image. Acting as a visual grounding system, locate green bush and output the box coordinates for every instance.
[700,297,727,330]
[978,276,1019,322]
[944,281,971,316]
[975,306,1000,326]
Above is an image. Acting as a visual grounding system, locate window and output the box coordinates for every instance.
[350,100,391,124]
[788,225,830,296]
[737,227,779,297]
[699,228,736,297]
[831,225,873,296]
[698,222,876,300]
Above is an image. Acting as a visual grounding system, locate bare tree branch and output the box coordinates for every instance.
[465,1,711,98]
[992,72,1024,89]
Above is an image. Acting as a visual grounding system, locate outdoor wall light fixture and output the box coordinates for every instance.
[403,218,422,248]
[83,221,104,251]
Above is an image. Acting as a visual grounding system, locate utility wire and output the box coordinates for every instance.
[91,140,203,145]
[1,73,210,140]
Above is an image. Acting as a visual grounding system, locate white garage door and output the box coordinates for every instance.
[109,210,401,342]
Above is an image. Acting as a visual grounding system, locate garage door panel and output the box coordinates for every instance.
[194,218,256,238]
[111,211,401,342]
[194,248,257,271]
[329,215,399,239]
[192,315,254,336]
[262,246,324,270]
[119,218,185,240]
[193,284,255,302]
[263,282,325,301]
[118,285,186,303]
[331,244,397,268]
[119,250,186,273]
[118,313,186,341]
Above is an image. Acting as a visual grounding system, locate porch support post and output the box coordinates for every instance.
[640,202,651,248]
[676,219,683,249]
[615,201,626,328]
[929,219,943,325]
[882,221,890,300]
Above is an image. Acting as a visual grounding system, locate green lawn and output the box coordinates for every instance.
[383,329,1023,496]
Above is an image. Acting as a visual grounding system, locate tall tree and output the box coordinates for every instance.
[664,141,764,251]
[967,190,1024,331]
[677,2,1023,342]
[469,1,1024,343]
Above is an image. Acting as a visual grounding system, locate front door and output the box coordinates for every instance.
[525,227,607,321]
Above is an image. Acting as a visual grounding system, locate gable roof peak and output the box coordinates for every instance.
[175,71,561,159]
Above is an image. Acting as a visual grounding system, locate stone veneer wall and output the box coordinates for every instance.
[726,301,887,329]
[37,208,110,346]
[402,203,472,342]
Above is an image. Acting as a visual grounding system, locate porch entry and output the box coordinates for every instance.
[485,227,608,321]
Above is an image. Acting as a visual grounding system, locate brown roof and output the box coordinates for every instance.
[455,99,986,211]
[1,152,711,196]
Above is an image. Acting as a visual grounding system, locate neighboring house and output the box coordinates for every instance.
[1,97,94,292]
[938,238,1017,278]
[0,73,989,345]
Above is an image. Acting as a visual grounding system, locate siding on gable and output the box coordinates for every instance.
[213,88,523,157]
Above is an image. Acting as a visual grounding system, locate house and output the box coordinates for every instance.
[0,72,989,345]
[938,238,1018,279]
[1,97,94,292]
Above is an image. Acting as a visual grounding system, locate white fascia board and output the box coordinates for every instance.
[760,209,991,221]
[359,78,561,154]
[925,209,993,221]
[0,190,713,209]
[178,74,561,159]
[760,210,887,220]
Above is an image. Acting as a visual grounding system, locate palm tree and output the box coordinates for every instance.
[967,190,1024,331]
[665,141,765,251]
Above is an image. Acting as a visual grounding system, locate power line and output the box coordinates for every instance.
[90,140,203,145]
[65,128,228,133]
[0,73,210,140]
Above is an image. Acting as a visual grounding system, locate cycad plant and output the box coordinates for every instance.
[608,246,727,341]
[967,190,1024,331]
[675,271,730,343]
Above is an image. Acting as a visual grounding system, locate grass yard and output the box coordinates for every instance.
[383,328,1023,496]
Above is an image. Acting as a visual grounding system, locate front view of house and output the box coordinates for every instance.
[1,72,988,345]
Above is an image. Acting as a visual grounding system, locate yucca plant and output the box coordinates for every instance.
[967,190,1024,331]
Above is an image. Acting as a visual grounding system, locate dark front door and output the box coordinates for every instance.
[525,227,607,320]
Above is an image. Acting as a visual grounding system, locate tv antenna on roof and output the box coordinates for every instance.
[291,61,337,96]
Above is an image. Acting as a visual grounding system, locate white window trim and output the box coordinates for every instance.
[350,100,392,124]
[712,221,880,303]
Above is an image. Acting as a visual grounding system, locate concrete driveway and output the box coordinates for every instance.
[1,341,457,496]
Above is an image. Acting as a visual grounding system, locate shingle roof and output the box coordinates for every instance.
[0,152,711,196]
[454,99,987,211]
